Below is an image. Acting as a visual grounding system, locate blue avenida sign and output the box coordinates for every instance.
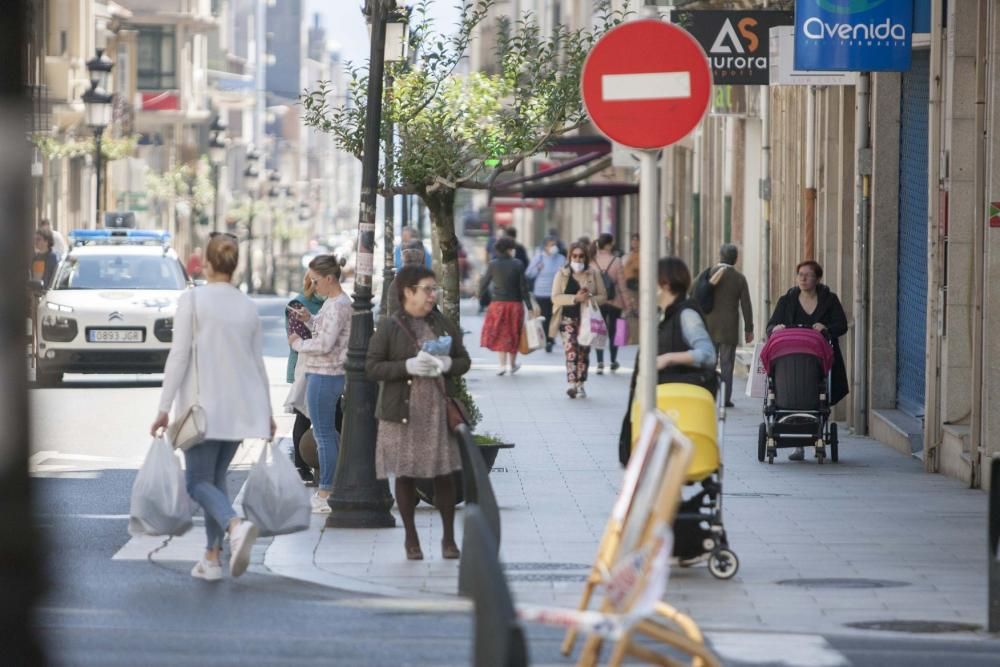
[794,0,913,72]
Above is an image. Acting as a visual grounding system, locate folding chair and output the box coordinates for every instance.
[524,412,719,667]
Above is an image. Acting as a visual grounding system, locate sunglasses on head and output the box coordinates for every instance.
[209,231,238,241]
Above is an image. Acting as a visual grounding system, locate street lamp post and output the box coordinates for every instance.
[326,0,402,528]
[378,5,410,316]
[208,116,227,232]
[243,147,260,294]
[83,50,113,227]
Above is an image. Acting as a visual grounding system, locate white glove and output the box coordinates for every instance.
[436,355,453,373]
[405,355,439,377]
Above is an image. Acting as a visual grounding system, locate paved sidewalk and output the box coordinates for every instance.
[263,301,991,638]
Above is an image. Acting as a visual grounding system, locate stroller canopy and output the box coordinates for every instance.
[761,328,834,375]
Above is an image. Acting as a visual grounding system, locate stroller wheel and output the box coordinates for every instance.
[708,548,739,580]
[757,423,767,462]
[829,423,839,462]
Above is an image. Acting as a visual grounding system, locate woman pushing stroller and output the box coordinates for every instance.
[765,260,849,461]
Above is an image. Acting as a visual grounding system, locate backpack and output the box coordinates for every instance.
[693,267,716,314]
[598,257,617,301]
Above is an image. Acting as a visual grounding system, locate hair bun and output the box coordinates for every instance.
[338,256,347,268]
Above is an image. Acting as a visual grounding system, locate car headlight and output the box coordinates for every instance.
[45,302,74,313]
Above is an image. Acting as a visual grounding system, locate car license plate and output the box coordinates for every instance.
[88,329,144,343]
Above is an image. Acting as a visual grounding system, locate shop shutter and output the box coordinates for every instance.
[896,50,930,416]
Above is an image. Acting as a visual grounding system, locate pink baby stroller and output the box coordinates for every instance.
[756,327,839,464]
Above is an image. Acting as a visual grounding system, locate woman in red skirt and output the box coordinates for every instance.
[479,236,534,375]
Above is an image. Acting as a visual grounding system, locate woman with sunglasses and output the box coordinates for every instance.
[283,271,325,483]
[367,266,471,560]
[550,241,608,398]
[287,255,351,513]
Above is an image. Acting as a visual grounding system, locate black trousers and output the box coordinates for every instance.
[595,304,622,364]
[292,409,311,471]
[535,296,554,344]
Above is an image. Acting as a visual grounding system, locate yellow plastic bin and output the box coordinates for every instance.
[632,383,718,482]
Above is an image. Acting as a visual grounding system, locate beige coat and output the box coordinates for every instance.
[549,265,608,339]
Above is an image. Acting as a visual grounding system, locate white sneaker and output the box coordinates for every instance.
[311,493,332,514]
[228,520,259,578]
[509,363,521,375]
[191,558,223,582]
[576,384,587,399]
[496,367,507,376]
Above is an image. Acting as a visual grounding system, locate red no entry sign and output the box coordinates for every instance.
[581,19,712,150]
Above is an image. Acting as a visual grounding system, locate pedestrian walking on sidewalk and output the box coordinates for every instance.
[766,260,849,461]
[287,255,351,514]
[32,228,59,289]
[366,266,471,561]
[151,233,275,581]
[618,257,716,464]
[702,244,754,408]
[526,235,565,353]
[593,233,633,374]
[479,236,534,375]
[284,271,325,484]
[550,242,607,399]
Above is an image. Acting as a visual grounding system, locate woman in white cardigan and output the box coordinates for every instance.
[150,233,275,581]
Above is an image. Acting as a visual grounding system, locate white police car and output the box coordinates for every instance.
[34,229,189,385]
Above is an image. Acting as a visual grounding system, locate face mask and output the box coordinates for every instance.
[570,261,584,273]
[546,246,557,256]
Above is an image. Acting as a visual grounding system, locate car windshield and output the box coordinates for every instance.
[52,254,186,290]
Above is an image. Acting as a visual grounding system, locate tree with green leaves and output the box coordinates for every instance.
[302,0,625,325]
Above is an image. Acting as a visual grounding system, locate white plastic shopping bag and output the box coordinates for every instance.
[242,441,312,537]
[128,437,194,537]
[524,316,547,351]
[746,342,767,398]
[578,300,608,348]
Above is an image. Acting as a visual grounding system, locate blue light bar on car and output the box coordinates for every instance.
[69,229,172,246]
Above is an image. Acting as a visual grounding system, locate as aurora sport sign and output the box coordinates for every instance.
[794,0,912,72]
[672,10,793,86]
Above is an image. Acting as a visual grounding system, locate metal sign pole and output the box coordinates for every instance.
[638,149,659,418]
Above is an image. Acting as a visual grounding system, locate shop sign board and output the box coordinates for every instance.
[794,0,913,72]
[770,27,860,86]
[672,10,794,86]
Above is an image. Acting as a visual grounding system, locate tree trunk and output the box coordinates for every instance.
[422,188,461,326]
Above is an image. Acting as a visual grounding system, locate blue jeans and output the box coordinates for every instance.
[306,373,345,492]
[184,439,240,550]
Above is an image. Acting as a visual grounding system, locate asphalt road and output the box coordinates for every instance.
[28,371,1000,666]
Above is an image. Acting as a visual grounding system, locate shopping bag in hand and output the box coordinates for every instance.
[613,317,629,347]
[746,342,767,398]
[242,441,311,537]
[128,436,194,537]
[579,300,608,348]
[525,316,546,350]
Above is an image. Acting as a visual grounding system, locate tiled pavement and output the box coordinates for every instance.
[120,299,991,640]
[262,301,991,638]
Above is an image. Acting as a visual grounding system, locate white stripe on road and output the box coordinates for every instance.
[707,633,849,667]
[601,72,691,101]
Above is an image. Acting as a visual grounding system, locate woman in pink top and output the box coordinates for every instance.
[288,255,351,513]
[593,233,633,374]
